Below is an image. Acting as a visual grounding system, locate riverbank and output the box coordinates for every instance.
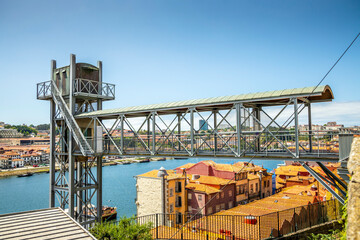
[0,157,175,178]
[0,166,51,177]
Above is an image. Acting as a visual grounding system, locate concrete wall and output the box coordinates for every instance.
[347,136,360,239]
[136,177,162,217]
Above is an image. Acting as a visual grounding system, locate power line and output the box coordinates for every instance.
[168,31,360,240]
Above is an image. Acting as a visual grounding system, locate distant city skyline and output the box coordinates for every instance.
[0,0,359,126]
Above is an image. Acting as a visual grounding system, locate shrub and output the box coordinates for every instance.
[90,216,153,240]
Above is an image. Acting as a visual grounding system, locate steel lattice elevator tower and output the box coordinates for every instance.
[37,54,115,227]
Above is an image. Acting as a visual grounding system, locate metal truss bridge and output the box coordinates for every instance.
[37,54,350,227]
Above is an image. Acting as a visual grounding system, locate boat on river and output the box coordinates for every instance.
[101,206,117,221]
[17,173,33,177]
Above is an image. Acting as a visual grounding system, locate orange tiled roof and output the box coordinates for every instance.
[137,169,184,180]
[247,174,260,180]
[275,165,308,176]
[286,176,315,183]
[189,175,235,186]
[186,183,221,195]
[281,184,327,197]
[12,158,24,162]
[215,190,315,217]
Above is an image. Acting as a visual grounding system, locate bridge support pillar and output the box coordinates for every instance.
[49,59,56,208]
[213,110,218,153]
[294,98,299,157]
[235,103,243,156]
[190,108,195,156]
[307,103,313,153]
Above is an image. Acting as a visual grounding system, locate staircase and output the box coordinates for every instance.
[51,81,94,156]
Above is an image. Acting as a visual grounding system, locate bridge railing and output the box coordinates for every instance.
[96,129,343,159]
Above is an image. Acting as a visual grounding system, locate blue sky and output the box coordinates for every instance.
[0,0,359,126]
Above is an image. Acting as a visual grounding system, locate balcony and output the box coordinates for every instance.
[37,81,52,100]
[37,79,115,101]
[74,78,115,100]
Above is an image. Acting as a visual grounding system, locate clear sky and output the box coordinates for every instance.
[0,0,359,126]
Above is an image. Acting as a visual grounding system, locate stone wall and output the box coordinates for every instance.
[136,177,162,217]
[347,136,360,239]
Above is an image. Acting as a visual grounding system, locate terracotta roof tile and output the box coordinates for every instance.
[186,183,221,195]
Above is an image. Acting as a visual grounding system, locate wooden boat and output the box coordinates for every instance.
[101,206,117,221]
[17,173,33,177]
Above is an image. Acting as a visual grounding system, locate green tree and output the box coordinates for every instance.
[36,124,50,130]
[90,216,153,240]
[5,124,38,136]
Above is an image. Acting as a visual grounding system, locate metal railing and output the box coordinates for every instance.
[36,79,115,100]
[74,78,115,99]
[37,81,52,99]
[91,130,347,159]
[51,81,94,156]
[130,199,340,240]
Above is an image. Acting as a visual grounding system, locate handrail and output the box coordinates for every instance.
[51,80,94,156]
[74,78,115,98]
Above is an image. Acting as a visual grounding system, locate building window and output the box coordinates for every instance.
[241,185,246,194]
[228,201,233,209]
[175,182,182,193]
[170,204,174,213]
[188,193,192,200]
[188,206,192,212]
[220,203,225,210]
[250,184,253,193]
[207,207,213,215]
[268,180,270,188]
[236,185,240,195]
[169,188,174,197]
[216,194,220,199]
[176,196,182,207]
[198,194,203,201]
[216,205,220,212]
[176,212,182,224]
[264,181,266,188]
[221,192,225,198]
[229,190,232,197]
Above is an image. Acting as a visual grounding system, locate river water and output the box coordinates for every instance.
[0,158,282,217]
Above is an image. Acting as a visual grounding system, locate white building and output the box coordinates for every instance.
[11,159,24,168]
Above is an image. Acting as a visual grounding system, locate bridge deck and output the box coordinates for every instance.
[75,85,333,119]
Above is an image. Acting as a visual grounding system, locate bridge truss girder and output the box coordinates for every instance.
[82,97,338,162]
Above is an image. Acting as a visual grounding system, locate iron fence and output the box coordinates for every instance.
[107,199,341,240]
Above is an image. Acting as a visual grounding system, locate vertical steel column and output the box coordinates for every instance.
[177,113,181,151]
[49,59,56,207]
[213,110,218,153]
[97,61,103,110]
[147,116,150,149]
[254,107,261,152]
[93,119,102,222]
[68,54,76,218]
[236,103,242,156]
[76,159,83,220]
[97,155,102,222]
[294,98,299,157]
[152,112,156,155]
[190,108,195,156]
[307,103,313,153]
[120,115,124,152]
[69,54,76,114]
